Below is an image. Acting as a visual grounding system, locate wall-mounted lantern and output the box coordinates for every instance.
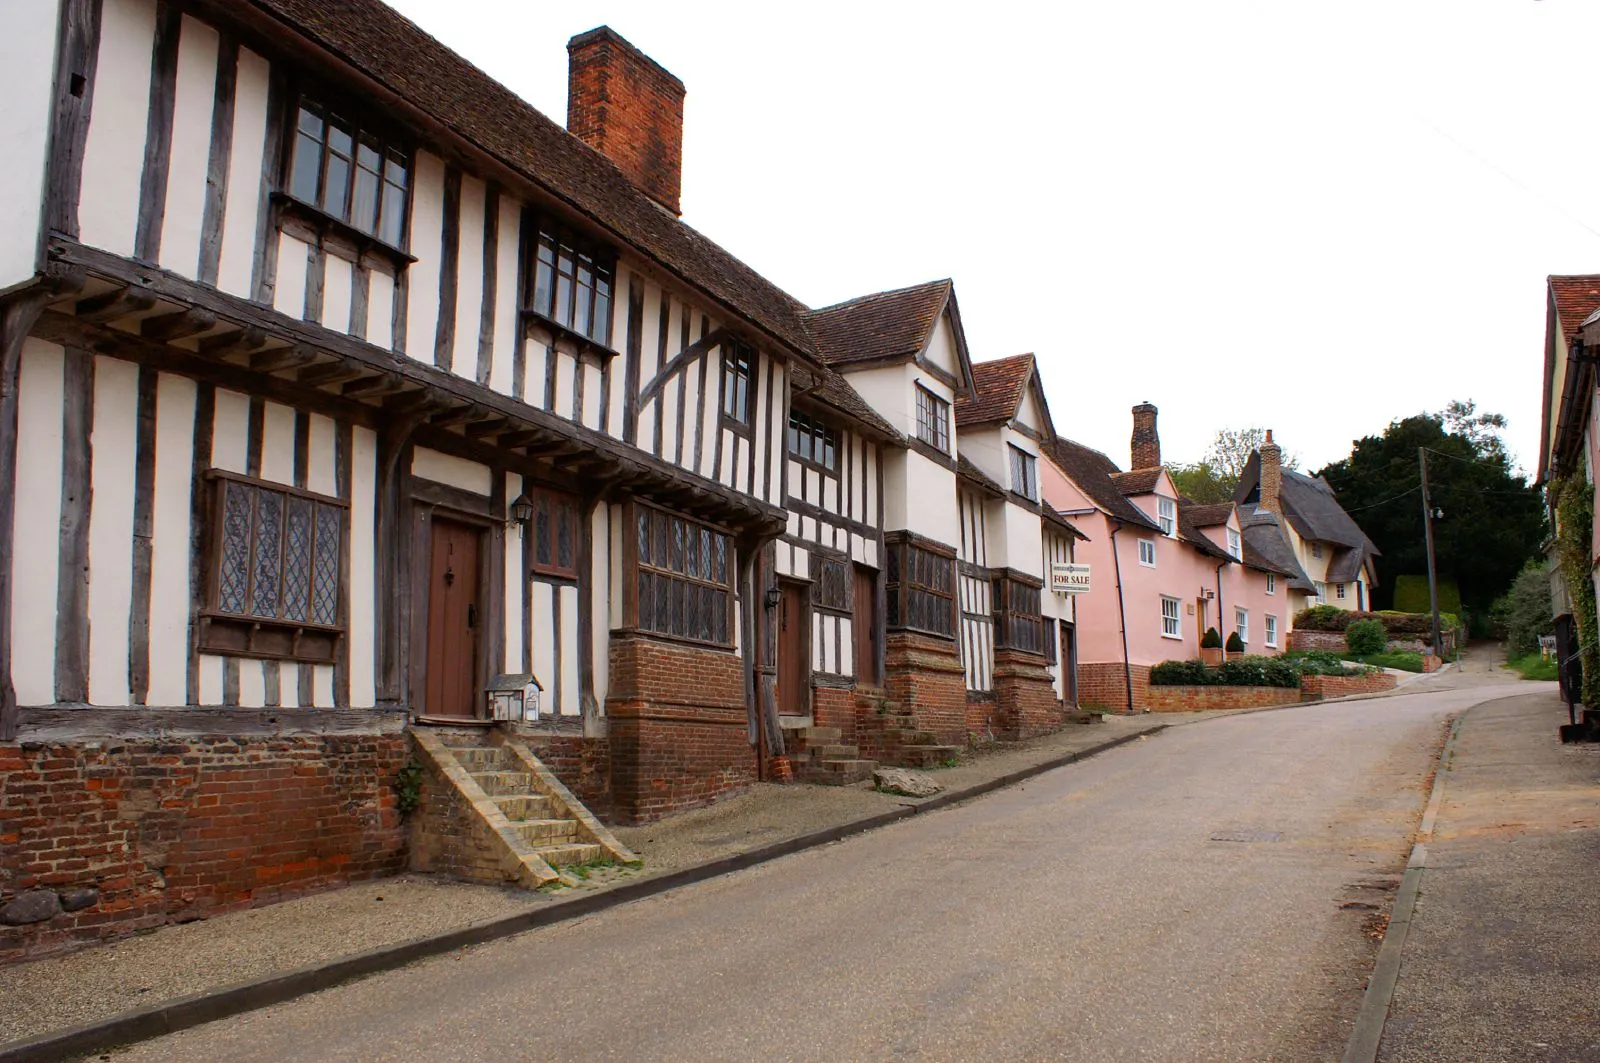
[487,672,542,722]
[764,586,782,609]
[509,492,535,532]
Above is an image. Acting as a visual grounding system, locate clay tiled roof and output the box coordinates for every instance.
[246,1,815,358]
[1043,506,1090,542]
[1176,504,1232,561]
[1043,439,1161,532]
[956,354,1034,428]
[1109,467,1163,496]
[1184,502,1234,527]
[1549,275,1600,343]
[789,361,901,443]
[804,280,951,367]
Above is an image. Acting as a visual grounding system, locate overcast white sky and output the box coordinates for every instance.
[389,0,1600,476]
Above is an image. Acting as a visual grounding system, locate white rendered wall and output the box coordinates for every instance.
[0,0,61,290]
[11,341,65,704]
[79,0,157,257]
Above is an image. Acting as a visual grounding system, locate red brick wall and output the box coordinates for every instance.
[1145,685,1301,711]
[521,734,612,821]
[965,692,997,742]
[991,650,1064,739]
[810,685,858,745]
[567,28,685,214]
[1300,673,1397,699]
[0,734,407,965]
[884,632,967,745]
[1287,629,1346,652]
[606,634,755,824]
[1078,662,1152,712]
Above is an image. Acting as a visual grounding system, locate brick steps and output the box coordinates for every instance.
[782,723,880,786]
[856,697,963,769]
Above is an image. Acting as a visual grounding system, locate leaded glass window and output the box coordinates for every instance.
[633,502,733,645]
[811,557,851,613]
[884,534,956,639]
[210,475,345,631]
[287,99,409,248]
[526,223,614,346]
[527,485,579,580]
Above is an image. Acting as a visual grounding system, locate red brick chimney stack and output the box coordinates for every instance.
[1259,429,1283,515]
[1130,402,1160,469]
[567,27,686,216]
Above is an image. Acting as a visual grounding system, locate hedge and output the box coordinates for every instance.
[1392,575,1462,617]
[1150,656,1301,688]
[1292,606,1459,638]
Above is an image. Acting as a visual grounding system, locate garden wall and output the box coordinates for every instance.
[1145,686,1301,712]
[1300,673,1397,699]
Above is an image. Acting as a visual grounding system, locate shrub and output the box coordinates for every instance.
[1294,605,1351,631]
[1345,618,1387,656]
[1215,655,1300,688]
[1150,660,1209,686]
[1361,651,1426,673]
[1200,627,1222,649]
[1492,562,1553,659]
[1225,631,1245,653]
[1283,650,1363,677]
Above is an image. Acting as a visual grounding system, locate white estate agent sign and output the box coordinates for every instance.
[1050,562,1091,594]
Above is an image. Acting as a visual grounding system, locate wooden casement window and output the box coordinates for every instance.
[885,533,957,639]
[992,574,1045,656]
[1009,444,1038,502]
[915,385,950,454]
[811,556,851,613]
[722,344,754,426]
[527,486,579,580]
[788,410,838,471]
[527,222,614,346]
[200,472,347,664]
[287,98,409,249]
[632,502,734,646]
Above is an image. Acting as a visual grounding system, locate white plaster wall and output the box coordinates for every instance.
[86,357,139,705]
[451,174,485,377]
[348,425,377,707]
[531,580,555,711]
[306,413,337,496]
[79,0,157,257]
[323,256,353,334]
[921,312,960,379]
[842,363,915,438]
[0,0,61,291]
[884,448,959,546]
[559,584,579,715]
[503,473,524,672]
[489,193,520,395]
[157,15,218,277]
[412,447,491,495]
[11,341,65,704]
[404,151,445,364]
[147,372,196,706]
[366,270,395,350]
[259,401,295,484]
[273,233,309,320]
[216,48,269,298]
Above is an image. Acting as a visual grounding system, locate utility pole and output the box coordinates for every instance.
[1419,447,1443,656]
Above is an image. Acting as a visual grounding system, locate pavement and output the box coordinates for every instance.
[1376,686,1600,1062]
[79,672,1526,1062]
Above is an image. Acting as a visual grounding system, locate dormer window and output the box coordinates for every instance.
[288,99,409,249]
[527,223,614,346]
[1157,496,1176,537]
[1311,542,1323,559]
[915,385,950,454]
[1009,444,1038,502]
[788,410,837,471]
[1226,528,1241,560]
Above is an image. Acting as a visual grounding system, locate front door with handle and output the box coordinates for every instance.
[425,517,482,718]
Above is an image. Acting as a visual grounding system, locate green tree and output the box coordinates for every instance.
[1491,562,1552,658]
[1315,402,1544,614]
[1170,428,1298,503]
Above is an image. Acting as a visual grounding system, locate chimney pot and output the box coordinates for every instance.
[567,27,685,216]
[1131,402,1161,469]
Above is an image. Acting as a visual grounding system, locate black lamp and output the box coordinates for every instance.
[509,492,534,528]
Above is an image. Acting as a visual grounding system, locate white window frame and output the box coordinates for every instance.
[1161,595,1182,640]
[1335,582,1347,600]
[1235,607,1249,646]
[1265,614,1278,648]
[1266,572,1276,595]
[1314,580,1327,603]
[1227,527,1241,560]
[1157,496,1176,537]
[1137,538,1156,567]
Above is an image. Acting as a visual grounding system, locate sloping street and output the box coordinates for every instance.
[105,677,1521,1063]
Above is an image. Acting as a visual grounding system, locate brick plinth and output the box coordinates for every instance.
[1145,685,1301,711]
[1078,661,1153,713]
[991,650,1063,739]
[1300,672,1398,699]
[965,692,998,742]
[605,634,755,824]
[520,733,612,821]
[0,734,407,965]
[884,632,967,745]
[810,683,858,744]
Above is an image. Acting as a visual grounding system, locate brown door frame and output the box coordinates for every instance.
[411,503,496,719]
[1058,619,1078,706]
[777,577,811,719]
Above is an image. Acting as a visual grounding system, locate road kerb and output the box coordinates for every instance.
[0,725,1164,1063]
[1340,713,1463,1063]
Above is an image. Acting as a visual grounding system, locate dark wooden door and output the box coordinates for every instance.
[777,581,808,717]
[853,564,878,686]
[1059,619,1078,705]
[425,518,481,718]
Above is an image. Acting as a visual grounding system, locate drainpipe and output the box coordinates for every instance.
[1215,561,1227,650]
[1110,520,1135,713]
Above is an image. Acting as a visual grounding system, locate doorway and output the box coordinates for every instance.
[424,517,483,718]
[777,580,810,718]
[852,564,878,686]
[1059,619,1079,706]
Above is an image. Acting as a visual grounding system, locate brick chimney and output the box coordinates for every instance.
[567,27,686,216]
[1259,429,1283,515]
[1130,403,1160,469]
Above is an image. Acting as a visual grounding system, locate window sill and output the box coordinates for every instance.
[1160,631,1184,641]
[274,193,416,266]
[1138,561,1156,569]
[198,611,343,665]
[520,309,621,361]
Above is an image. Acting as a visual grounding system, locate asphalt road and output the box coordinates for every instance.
[107,679,1521,1063]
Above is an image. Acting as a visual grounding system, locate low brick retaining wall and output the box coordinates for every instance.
[1300,672,1397,699]
[1145,685,1301,711]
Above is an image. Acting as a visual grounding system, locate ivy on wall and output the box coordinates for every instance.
[1553,475,1599,705]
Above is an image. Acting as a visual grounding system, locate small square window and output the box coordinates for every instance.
[1227,527,1241,560]
[1335,582,1347,600]
[1265,614,1279,648]
[1161,595,1182,639]
[1157,497,1176,537]
[1266,573,1276,595]
[1138,538,1156,567]
[1009,444,1038,502]
[722,345,754,426]
[788,410,838,471]
[1235,607,1249,645]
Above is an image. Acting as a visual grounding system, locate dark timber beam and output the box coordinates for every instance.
[141,308,217,342]
[75,286,157,324]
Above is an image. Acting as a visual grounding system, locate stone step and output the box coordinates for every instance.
[494,793,556,821]
[799,758,876,786]
[534,842,605,868]
[899,731,943,747]
[887,745,961,769]
[796,726,841,744]
[807,743,860,760]
[471,770,533,795]
[510,818,580,846]
[447,747,508,770]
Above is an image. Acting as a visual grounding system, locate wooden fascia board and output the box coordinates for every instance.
[194,0,817,370]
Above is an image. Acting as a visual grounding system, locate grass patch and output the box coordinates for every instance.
[1507,652,1558,681]
[1349,651,1426,673]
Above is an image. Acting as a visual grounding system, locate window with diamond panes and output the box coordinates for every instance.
[203,474,346,663]
[811,557,851,613]
[527,486,578,580]
[633,503,733,645]
[885,536,956,638]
